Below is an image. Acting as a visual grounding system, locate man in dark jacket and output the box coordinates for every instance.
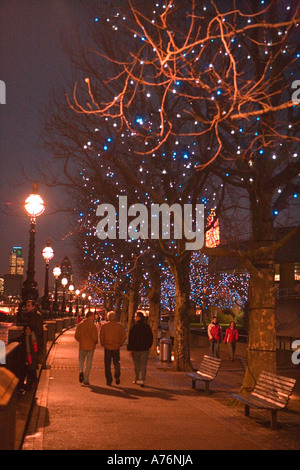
[127,311,153,387]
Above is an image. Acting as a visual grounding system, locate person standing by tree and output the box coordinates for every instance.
[224,321,239,361]
[127,311,153,387]
[207,316,223,358]
[100,311,126,386]
[24,300,44,364]
[75,311,98,386]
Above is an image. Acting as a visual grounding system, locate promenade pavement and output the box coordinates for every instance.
[19,325,300,452]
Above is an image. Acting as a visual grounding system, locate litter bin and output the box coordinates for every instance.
[160,338,172,362]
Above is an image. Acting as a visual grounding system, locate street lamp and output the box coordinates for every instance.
[41,240,54,315]
[21,183,45,303]
[61,277,68,315]
[52,265,61,316]
[68,284,74,315]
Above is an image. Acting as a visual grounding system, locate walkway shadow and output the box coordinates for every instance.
[24,404,50,435]
[88,384,177,401]
[88,385,139,400]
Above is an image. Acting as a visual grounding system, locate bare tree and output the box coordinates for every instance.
[67,0,300,385]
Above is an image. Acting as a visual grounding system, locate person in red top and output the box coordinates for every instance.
[207,316,223,358]
[224,321,239,361]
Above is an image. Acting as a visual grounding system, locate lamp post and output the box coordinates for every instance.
[68,284,74,315]
[52,265,61,317]
[88,295,92,312]
[81,293,86,316]
[41,240,54,316]
[75,289,80,315]
[61,277,68,316]
[21,183,45,303]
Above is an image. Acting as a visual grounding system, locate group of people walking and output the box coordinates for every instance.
[208,316,239,360]
[75,309,153,387]
[12,300,238,391]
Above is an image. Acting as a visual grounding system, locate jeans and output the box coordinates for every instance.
[210,341,220,358]
[104,348,120,384]
[78,349,94,383]
[227,342,236,360]
[132,350,149,382]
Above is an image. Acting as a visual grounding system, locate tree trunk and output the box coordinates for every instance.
[127,267,141,333]
[114,294,122,321]
[148,268,161,357]
[243,263,276,390]
[120,295,129,328]
[243,191,276,390]
[169,251,192,371]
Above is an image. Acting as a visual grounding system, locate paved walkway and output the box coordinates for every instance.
[22,327,300,451]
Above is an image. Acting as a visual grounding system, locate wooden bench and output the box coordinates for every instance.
[188,355,222,395]
[232,370,296,429]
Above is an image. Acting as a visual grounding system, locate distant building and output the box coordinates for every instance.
[1,247,25,299]
[9,246,24,276]
[59,256,74,285]
[3,274,23,297]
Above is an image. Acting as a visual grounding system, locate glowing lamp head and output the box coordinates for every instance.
[25,186,45,218]
[61,277,68,288]
[69,284,74,292]
[42,241,54,263]
[75,290,80,296]
[53,265,61,278]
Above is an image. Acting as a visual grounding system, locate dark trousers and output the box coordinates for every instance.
[210,340,220,358]
[227,342,236,360]
[104,348,120,384]
[132,350,149,382]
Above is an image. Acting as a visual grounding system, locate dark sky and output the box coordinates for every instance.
[0,0,89,289]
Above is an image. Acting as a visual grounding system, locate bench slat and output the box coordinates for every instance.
[254,381,293,399]
[258,373,296,391]
[254,382,291,398]
[199,360,220,369]
[251,391,288,408]
[198,365,219,376]
[260,371,296,387]
[201,355,221,364]
[255,378,294,394]
[189,372,214,381]
[232,394,279,410]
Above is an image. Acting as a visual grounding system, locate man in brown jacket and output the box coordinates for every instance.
[100,311,126,386]
[75,311,98,386]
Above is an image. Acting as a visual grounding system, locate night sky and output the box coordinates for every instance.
[0,1,88,288]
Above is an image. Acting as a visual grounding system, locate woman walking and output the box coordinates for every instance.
[224,321,239,361]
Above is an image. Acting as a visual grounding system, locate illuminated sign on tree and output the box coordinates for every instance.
[205,208,220,248]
